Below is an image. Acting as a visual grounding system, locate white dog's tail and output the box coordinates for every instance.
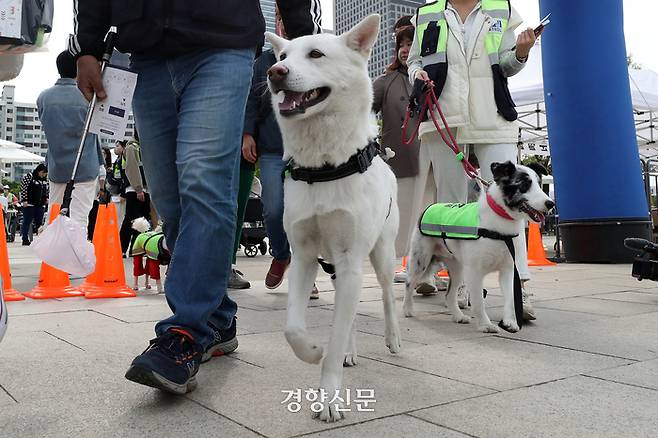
[132,217,151,233]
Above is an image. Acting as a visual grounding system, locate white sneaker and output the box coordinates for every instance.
[456,284,468,309]
[394,267,407,283]
[522,287,537,321]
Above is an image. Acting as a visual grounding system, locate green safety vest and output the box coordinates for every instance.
[130,230,157,257]
[419,203,481,240]
[144,232,168,263]
[415,0,518,121]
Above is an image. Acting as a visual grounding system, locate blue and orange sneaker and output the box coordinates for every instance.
[125,328,203,394]
[202,317,238,363]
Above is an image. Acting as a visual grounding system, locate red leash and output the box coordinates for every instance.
[402,80,486,184]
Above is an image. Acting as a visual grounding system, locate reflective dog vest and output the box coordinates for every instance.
[419,203,481,240]
[144,233,166,262]
[415,0,518,121]
[130,231,157,257]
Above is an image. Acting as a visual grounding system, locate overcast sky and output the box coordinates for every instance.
[5,0,658,103]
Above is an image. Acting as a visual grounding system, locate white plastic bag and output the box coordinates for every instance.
[32,215,96,277]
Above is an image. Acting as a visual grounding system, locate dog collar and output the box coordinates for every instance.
[486,192,514,221]
[283,140,381,184]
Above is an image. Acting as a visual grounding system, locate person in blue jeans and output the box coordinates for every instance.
[71,0,321,394]
[242,9,319,299]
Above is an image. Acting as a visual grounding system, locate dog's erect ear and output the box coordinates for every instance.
[342,14,381,58]
[265,32,287,58]
[526,162,548,178]
[491,161,517,183]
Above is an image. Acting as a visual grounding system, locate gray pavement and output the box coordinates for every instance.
[1,241,658,437]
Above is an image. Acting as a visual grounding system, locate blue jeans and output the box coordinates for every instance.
[130,49,253,348]
[259,154,291,261]
[21,205,44,243]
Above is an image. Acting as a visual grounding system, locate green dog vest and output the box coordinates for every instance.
[419,203,481,240]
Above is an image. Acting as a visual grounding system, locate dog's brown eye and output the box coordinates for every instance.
[279,53,287,61]
[309,49,324,59]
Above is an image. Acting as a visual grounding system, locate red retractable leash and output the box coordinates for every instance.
[402,80,490,187]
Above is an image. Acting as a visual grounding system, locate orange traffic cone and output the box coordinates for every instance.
[24,205,84,299]
[76,203,107,294]
[83,203,136,299]
[527,222,556,267]
[0,210,24,301]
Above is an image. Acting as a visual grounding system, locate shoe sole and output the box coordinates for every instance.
[309,294,319,300]
[265,277,284,289]
[228,283,251,290]
[416,283,437,296]
[125,364,197,395]
[201,336,239,363]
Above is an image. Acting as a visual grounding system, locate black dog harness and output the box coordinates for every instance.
[283,140,381,184]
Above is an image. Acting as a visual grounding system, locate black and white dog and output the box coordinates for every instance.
[403,161,554,333]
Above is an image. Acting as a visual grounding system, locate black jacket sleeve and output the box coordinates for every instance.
[68,0,112,60]
[276,0,322,38]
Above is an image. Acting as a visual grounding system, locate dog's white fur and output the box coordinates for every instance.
[266,15,401,422]
[403,164,553,333]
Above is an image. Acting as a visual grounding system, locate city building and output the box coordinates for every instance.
[261,0,276,49]
[335,0,424,78]
[0,85,48,181]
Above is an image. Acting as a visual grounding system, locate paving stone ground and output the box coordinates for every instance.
[1,242,657,437]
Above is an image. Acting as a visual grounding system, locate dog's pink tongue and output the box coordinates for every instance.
[279,91,304,111]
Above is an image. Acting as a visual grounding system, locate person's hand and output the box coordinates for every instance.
[515,27,537,61]
[136,191,145,202]
[76,55,106,101]
[415,69,430,82]
[242,133,258,163]
[22,201,28,208]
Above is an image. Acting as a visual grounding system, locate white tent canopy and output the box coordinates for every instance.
[0,139,45,163]
[509,44,658,158]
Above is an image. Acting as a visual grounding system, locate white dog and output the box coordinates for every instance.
[265,14,401,422]
[403,162,554,333]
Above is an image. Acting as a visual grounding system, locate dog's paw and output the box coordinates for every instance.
[480,324,500,334]
[385,330,401,354]
[500,319,519,333]
[343,352,358,367]
[452,313,471,324]
[403,303,416,318]
[313,402,346,423]
[285,329,324,364]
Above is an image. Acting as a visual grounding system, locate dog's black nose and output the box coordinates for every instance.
[267,64,289,82]
[545,200,555,210]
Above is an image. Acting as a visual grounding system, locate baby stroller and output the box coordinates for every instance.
[240,191,269,258]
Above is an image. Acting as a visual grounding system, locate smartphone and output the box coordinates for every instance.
[534,14,551,36]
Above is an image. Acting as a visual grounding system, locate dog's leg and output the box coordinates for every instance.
[446,262,470,324]
[343,320,357,367]
[316,260,362,423]
[369,238,401,354]
[499,264,519,332]
[466,269,498,333]
[403,234,431,317]
[285,252,322,365]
